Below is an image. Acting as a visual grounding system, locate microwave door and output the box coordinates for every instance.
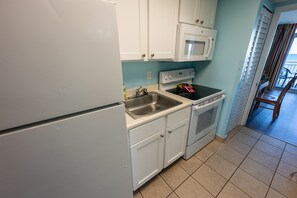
[182,34,209,61]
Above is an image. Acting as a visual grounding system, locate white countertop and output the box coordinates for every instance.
[125,89,192,130]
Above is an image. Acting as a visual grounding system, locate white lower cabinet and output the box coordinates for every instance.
[129,107,191,190]
[130,132,164,190]
[164,119,189,168]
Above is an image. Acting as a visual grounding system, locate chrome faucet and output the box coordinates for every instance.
[135,86,148,97]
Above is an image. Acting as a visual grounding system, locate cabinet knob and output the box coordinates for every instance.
[160,134,164,138]
[151,53,155,58]
[200,20,204,24]
[142,54,146,58]
[196,19,199,23]
[168,131,172,134]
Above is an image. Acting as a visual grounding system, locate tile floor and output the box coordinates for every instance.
[133,127,297,198]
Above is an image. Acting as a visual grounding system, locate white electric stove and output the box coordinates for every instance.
[159,68,225,159]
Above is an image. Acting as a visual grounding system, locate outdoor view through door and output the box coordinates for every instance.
[275,30,297,90]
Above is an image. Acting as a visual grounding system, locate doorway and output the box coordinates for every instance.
[245,5,297,146]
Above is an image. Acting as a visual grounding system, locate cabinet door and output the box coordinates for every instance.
[179,0,199,25]
[148,0,179,60]
[116,0,148,61]
[179,0,217,29]
[164,119,189,168]
[130,132,165,190]
[199,0,218,28]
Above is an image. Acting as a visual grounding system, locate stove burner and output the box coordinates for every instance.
[167,84,222,101]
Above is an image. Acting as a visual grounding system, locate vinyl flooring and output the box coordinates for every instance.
[246,92,297,146]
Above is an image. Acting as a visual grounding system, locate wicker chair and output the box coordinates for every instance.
[255,76,297,121]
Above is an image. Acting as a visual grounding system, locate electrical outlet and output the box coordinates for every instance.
[147,71,152,80]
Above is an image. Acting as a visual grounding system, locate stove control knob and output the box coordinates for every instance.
[168,75,172,79]
[164,75,168,80]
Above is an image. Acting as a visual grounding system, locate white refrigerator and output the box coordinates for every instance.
[0,0,133,198]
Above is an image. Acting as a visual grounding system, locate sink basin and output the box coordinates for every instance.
[125,92,182,119]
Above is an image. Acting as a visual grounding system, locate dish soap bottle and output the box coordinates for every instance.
[123,84,127,101]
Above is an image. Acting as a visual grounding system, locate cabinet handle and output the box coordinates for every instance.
[196,19,199,23]
[142,54,146,58]
[168,131,172,134]
[200,20,204,24]
[160,134,164,138]
[151,53,155,58]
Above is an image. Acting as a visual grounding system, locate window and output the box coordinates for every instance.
[275,30,297,90]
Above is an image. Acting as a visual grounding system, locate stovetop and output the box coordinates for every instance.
[166,84,222,101]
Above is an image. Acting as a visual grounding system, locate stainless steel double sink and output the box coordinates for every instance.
[125,92,182,119]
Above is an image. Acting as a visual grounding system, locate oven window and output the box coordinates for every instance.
[196,107,218,135]
[184,40,205,57]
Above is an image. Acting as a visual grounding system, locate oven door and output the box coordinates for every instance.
[188,96,224,146]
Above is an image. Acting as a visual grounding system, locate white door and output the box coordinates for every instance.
[0,0,124,131]
[0,104,133,198]
[130,132,165,190]
[164,120,189,168]
[148,0,179,60]
[116,0,148,60]
[226,7,272,132]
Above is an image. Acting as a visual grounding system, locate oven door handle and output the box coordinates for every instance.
[193,95,226,111]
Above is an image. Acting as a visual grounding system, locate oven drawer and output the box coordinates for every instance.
[167,107,191,127]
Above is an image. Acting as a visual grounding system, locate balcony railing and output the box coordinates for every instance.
[275,60,297,90]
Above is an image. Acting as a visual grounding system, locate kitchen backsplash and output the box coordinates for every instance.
[121,61,193,89]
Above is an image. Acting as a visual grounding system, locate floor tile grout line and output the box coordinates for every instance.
[246,147,282,172]
[159,163,190,194]
[160,159,201,198]
[185,129,258,198]
[154,151,217,198]
[252,146,282,161]
[174,154,216,197]
[257,137,287,150]
[232,133,259,148]
[213,132,264,198]
[256,138,285,151]
[136,127,294,198]
[264,142,288,198]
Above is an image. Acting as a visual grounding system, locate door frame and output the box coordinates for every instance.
[241,3,297,125]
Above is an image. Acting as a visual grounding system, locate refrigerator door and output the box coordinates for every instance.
[0,0,124,130]
[0,104,132,198]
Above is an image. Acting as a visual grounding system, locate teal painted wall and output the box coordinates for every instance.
[192,0,263,138]
[122,61,193,89]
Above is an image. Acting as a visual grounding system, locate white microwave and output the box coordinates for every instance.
[175,24,217,62]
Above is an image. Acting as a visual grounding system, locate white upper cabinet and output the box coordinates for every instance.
[148,0,179,60]
[116,0,179,61]
[116,0,148,61]
[179,0,218,29]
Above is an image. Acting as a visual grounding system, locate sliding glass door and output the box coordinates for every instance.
[275,30,297,90]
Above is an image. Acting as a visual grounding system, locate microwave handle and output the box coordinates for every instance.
[204,37,213,58]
